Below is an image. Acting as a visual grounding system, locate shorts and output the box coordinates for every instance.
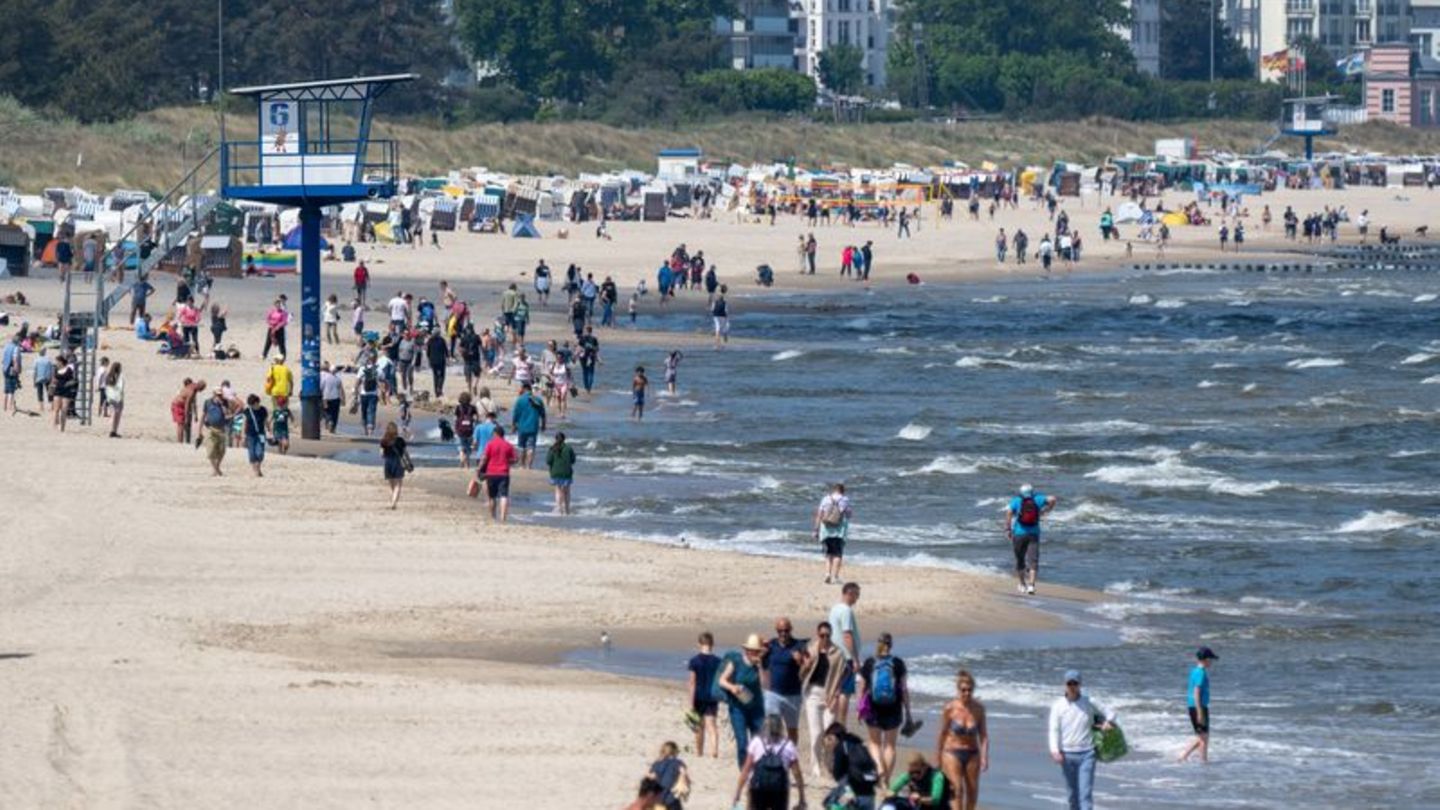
[692,699,718,716]
[204,427,227,461]
[485,475,511,499]
[840,661,856,696]
[1188,706,1210,734]
[714,316,730,336]
[1012,534,1039,572]
[823,535,845,558]
[550,477,572,488]
[246,434,266,464]
[455,433,475,455]
[865,704,904,732]
[633,392,645,407]
[517,431,537,451]
[763,691,801,729]
[3,374,18,394]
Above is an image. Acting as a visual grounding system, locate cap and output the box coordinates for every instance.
[1063,669,1082,685]
[1196,646,1219,661]
[742,633,765,652]
[1020,483,1035,496]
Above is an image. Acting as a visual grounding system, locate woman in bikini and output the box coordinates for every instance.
[935,670,988,810]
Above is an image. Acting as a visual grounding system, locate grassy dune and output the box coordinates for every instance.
[4,98,1440,195]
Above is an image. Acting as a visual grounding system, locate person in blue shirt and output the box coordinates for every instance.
[2,333,22,415]
[509,382,546,469]
[1005,483,1057,595]
[1179,647,1218,764]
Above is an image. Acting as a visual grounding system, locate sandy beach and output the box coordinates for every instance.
[1,181,1426,807]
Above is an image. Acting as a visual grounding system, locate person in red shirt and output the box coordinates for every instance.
[476,425,518,523]
[353,261,371,307]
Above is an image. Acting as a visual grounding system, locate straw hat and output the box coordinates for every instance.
[742,633,765,652]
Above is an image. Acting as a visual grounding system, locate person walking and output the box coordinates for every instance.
[241,394,269,477]
[379,421,410,509]
[577,326,600,394]
[761,618,808,745]
[356,357,380,437]
[320,362,344,433]
[717,634,768,771]
[262,298,289,360]
[937,670,989,810]
[711,288,730,349]
[687,632,722,759]
[102,362,125,438]
[477,425,518,522]
[264,356,293,412]
[1006,483,1057,595]
[631,365,648,421]
[353,260,370,307]
[860,241,873,282]
[732,714,807,810]
[51,355,76,432]
[2,332,22,415]
[815,483,852,584]
[799,621,845,779]
[200,388,234,476]
[453,391,480,468]
[426,329,449,398]
[510,382,547,469]
[858,632,913,787]
[32,346,54,408]
[1178,647,1219,764]
[828,582,862,725]
[546,431,577,515]
[209,303,229,353]
[1048,670,1115,810]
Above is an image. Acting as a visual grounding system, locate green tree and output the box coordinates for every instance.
[1159,0,1253,81]
[817,44,864,94]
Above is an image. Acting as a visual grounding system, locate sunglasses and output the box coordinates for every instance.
[775,628,792,634]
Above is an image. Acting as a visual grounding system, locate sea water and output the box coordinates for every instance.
[539,267,1439,809]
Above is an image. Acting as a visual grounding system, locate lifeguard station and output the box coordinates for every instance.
[223,74,415,439]
[1280,96,1337,161]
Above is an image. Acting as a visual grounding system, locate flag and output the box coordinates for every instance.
[1261,49,1288,72]
[1336,52,1366,76]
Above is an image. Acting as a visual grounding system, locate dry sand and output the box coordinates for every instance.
[0,181,1423,807]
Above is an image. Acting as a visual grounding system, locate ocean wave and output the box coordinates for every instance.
[1153,298,1187,309]
[897,422,933,441]
[971,295,1008,304]
[1423,375,1440,385]
[967,419,1168,437]
[873,346,913,355]
[1127,293,1154,305]
[1401,352,1437,365]
[1415,293,1438,303]
[954,356,1093,372]
[771,349,805,361]
[1085,457,1282,497]
[900,454,980,476]
[1286,357,1346,369]
[1196,380,1220,388]
[1334,510,1422,534]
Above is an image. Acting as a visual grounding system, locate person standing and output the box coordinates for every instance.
[806,233,818,274]
[860,241,874,282]
[631,365,648,421]
[717,635,767,770]
[533,260,551,306]
[387,290,410,333]
[732,714,807,810]
[356,357,380,437]
[453,391,480,468]
[32,346,54,408]
[2,333,21,415]
[938,670,989,810]
[209,303,229,353]
[353,260,370,306]
[200,388,234,476]
[995,229,1008,263]
[897,207,911,238]
[425,329,449,398]
[1049,670,1114,810]
[324,294,340,344]
[1006,483,1056,595]
[379,421,409,509]
[664,350,683,395]
[799,621,845,779]
[477,425,518,522]
[320,362,344,433]
[264,356,293,412]
[828,582,862,725]
[500,283,519,335]
[761,618,808,746]
[510,382,546,469]
[577,326,600,394]
[711,288,730,349]
[241,394,269,477]
[545,431,577,515]
[687,632,723,758]
[51,355,76,432]
[103,362,125,438]
[1179,647,1219,764]
[261,298,289,361]
[815,483,852,584]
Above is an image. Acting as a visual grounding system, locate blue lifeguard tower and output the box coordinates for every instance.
[223,74,415,439]
[1280,96,1338,161]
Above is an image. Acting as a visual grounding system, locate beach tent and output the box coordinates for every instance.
[1161,211,1189,227]
[281,225,329,250]
[511,214,541,238]
[1113,202,1145,223]
[372,221,399,243]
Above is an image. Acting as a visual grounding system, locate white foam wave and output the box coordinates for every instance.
[1241,382,1259,393]
[897,422,933,441]
[1286,357,1346,369]
[1196,380,1220,388]
[1127,293,1154,305]
[900,454,979,476]
[873,346,913,355]
[1086,457,1281,497]
[1423,375,1440,385]
[1401,352,1436,365]
[1153,298,1187,309]
[955,356,1091,372]
[1334,510,1421,534]
[771,349,805,361]
[1414,293,1438,303]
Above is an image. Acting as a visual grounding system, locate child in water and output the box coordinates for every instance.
[631,366,648,421]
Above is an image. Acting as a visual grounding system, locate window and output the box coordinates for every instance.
[1382,88,1395,113]
[839,20,851,44]
[1356,20,1371,44]
[1421,90,1434,125]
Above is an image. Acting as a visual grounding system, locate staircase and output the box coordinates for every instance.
[95,147,223,325]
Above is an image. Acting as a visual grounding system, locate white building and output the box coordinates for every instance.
[1256,0,1413,79]
[1414,0,1440,59]
[796,0,892,89]
[1122,0,1163,76]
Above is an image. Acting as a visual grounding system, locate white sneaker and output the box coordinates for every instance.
[1027,585,1036,595]
[1017,583,1027,595]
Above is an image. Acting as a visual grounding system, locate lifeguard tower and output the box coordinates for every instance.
[222,74,415,439]
[1280,96,1337,160]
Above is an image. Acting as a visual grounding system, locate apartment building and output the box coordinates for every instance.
[796,0,892,89]
[1257,0,1412,75]
[1122,0,1163,76]
[717,0,801,71]
[1413,0,1440,58]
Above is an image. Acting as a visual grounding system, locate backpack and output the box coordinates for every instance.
[842,738,879,788]
[871,656,898,706]
[752,744,789,794]
[819,496,845,529]
[361,365,378,390]
[455,406,475,435]
[203,399,227,428]
[1017,496,1041,529]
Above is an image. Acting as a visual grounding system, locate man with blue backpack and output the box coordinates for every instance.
[1006,483,1057,596]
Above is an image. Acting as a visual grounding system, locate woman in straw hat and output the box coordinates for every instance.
[717,633,768,770]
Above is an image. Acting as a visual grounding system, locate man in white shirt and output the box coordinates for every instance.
[1048,670,1115,810]
[814,483,853,584]
[319,362,345,433]
[387,292,410,332]
[827,582,861,726]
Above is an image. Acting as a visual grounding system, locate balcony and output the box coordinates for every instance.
[1287,0,1315,15]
